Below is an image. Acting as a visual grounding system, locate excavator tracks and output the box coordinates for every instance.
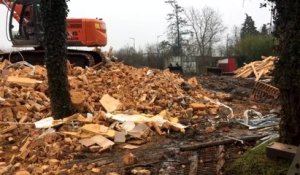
[0,49,103,67]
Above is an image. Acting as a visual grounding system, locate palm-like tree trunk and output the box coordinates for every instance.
[270,0,300,145]
[41,0,75,119]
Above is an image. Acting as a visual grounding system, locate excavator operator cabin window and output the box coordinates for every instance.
[21,5,34,39]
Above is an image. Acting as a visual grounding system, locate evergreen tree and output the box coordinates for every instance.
[260,24,269,35]
[165,0,187,56]
[240,14,259,38]
[235,34,274,64]
[41,0,75,119]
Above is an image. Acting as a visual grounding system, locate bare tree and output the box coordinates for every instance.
[185,7,226,56]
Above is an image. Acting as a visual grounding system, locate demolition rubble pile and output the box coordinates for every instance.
[234,56,278,81]
[0,60,230,174]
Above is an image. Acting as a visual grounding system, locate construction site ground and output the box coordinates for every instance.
[0,61,279,175]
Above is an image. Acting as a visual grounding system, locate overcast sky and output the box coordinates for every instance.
[0,0,271,51]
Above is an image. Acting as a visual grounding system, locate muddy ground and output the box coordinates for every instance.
[61,76,276,175]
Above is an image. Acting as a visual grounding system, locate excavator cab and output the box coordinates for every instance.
[2,0,107,67]
[8,0,43,47]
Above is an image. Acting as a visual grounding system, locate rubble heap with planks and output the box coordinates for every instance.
[0,60,231,174]
[234,56,278,81]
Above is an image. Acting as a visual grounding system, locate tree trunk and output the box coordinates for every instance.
[41,0,75,119]
[271,0,300,145]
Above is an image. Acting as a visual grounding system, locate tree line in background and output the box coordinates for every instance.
[114,0,300,148]
[115,0,275,69]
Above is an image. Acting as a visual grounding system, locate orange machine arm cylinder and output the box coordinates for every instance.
[0,0,23,22]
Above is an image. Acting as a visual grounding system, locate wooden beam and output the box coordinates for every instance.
[251,63,259,78]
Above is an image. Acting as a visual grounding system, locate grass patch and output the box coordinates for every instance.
[226,141,291,175]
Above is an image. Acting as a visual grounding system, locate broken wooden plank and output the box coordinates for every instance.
[190,103,207,110]
[251,63,259,78]
[152,122,163,135]
[266,142,298,160]
[234,56,277,79]
[255,69,266,81]
[122,144,140,150]
[128,123,150,139]
[6,76,42,87]
[100,94,121,112]
[180,134,267,151]
[114,131,126,143]
[0,125,17,134]
[79,135,114,151]
[19,137,32,160]
[287,146,300,175]
[189,153,198,175]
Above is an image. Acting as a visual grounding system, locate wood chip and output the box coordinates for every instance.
[152,122,163,135]
[0,124,17,134]
[190,103,207,110]
[91,168,101,173]
[122,153,137,166]
[187,77,198,88]
[15,170,30,175]
[122,144,140,150]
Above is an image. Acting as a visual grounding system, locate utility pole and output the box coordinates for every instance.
[157,35,162,53]
[226,33,229,57]
[130,37,135,51]
[156,35,163,69]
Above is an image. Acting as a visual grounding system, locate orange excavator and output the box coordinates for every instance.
[0,0,107,66]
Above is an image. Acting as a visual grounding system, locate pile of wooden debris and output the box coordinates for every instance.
[234,56,278,81]
[0,60,232,174]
